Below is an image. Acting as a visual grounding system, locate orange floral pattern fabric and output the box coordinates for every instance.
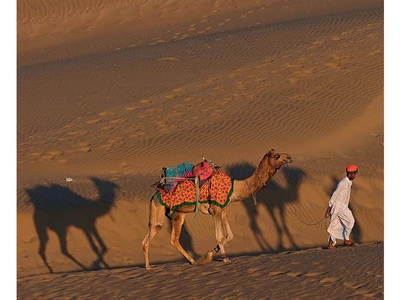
[156,172,234,218]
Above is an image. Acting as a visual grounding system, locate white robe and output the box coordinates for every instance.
[327,176,355,246]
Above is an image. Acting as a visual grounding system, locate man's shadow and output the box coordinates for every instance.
[25,177,120,273]
[226,163,307,253]
[325,176,362,243]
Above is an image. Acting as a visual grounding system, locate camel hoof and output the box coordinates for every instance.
[145,266,152,270]
[197,251,213,265]
[222,257,230,263]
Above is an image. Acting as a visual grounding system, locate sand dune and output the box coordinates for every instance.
[17,0,384,297]
[18,242,384,299]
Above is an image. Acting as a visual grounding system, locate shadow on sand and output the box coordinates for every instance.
[226,163,307,253]
[25,177,120,273]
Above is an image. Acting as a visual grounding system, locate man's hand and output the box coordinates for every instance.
[325,206,332,218]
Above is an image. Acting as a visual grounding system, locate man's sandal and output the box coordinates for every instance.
[344,241,357,247]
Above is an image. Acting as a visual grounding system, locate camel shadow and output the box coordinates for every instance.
[25,177,120,273]
[226,163,307,253]
[324,176,362,243]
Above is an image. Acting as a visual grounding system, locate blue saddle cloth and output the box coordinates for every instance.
[163,162,194,191]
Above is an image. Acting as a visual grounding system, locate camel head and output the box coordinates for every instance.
[265,149,293,169]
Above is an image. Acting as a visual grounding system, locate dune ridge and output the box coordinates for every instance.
[18,0,382,66]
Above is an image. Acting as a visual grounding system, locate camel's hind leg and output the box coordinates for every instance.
[141,197,166,270]
[170,212,196,265]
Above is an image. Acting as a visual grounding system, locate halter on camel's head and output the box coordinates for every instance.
[265,148,293,170]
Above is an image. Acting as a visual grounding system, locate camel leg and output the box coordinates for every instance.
[141,198,166,270]
[211,206,230,263]
[170,212,196,265]
[221,209,233,244]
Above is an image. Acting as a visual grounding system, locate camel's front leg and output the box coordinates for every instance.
[220,209,233,262]
[170,212,196,265]
[211,207,230,263]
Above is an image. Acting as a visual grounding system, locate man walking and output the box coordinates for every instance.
[325,165,358,249]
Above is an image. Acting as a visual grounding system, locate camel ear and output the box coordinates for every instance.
[266,149,275,157]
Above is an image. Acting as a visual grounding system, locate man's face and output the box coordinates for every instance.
[348,172,357,180]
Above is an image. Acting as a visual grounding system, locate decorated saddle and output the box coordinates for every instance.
[156,172,234,218]
[157,158,220,192]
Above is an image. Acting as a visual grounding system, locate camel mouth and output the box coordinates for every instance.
[276,158,293,169]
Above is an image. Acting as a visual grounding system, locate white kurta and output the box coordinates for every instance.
[327,176,355,246]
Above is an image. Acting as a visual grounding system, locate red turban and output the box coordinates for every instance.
[346,165,358,173]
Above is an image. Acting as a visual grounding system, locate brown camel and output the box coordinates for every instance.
[141,149,293,269]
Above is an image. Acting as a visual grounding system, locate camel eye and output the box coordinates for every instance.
[274,154,280,159]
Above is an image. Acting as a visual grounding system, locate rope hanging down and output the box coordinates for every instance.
[285,163,327,228]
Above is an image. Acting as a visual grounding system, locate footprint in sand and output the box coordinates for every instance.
[324,62,342,69]
[319,277,342,284]
[269,271,288,276]
[109,118,127,124]
[124,106,137,111]
[99,111,116,116]
[312,40,326,45]
[304,271,328,277]
[102,125,115,131]
[47,150,63,156]
[29,152,43,157]
[66,146,91,154]
[85,119,101,124]
[140,99,151,104]
[66,130,89,136]
[157,57,179,62]
[40,154,54,161]
[343,282,369,290]
[241,10,255,18]
[287,272,304,278]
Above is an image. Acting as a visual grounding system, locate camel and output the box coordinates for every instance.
[141,149,293,269]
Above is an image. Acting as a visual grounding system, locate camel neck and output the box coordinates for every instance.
[247,166,275,193]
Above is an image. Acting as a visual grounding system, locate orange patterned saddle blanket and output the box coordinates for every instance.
[155,172,234,218]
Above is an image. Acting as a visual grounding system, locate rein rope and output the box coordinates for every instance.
[285,163,328,228]
[245,179,258,206]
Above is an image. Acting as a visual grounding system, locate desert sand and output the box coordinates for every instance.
[17,0,384,298]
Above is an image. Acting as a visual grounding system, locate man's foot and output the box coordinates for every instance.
[343,240,357,247]
[327,237,336,249]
